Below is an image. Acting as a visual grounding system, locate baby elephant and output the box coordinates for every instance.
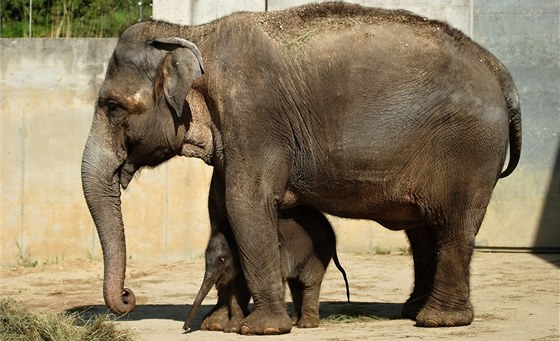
[183,207,350,333]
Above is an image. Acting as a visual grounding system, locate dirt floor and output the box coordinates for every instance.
[1,252,558,340]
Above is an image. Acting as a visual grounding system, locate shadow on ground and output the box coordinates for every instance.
[534,142,560,266]
[67,301,404,330]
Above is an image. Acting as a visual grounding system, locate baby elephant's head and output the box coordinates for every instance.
[205,231,240,288]
[183,229,241,332]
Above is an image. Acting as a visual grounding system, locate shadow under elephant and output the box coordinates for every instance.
[66,301,405,331]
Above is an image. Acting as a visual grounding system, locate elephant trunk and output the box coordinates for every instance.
[183,269,221,332]
[81,113,135,315]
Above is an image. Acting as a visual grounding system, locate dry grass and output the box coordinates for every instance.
[0,297,133,341]
[255,2,452,54]
[322,313,388,324]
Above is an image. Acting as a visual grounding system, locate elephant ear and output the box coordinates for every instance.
[150,37,204,117]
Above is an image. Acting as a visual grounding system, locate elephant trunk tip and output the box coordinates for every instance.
[106,287,136,315]
[183,307,198,333]
[183,269,221,332]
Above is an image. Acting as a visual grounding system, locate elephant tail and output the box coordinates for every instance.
[500,88,522,178]
[480,50,522,178]
[332,249,351,302]
[471,38,521,178]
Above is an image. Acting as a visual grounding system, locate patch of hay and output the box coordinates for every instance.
[0,297,133,341]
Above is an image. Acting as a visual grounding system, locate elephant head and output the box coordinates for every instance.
[81,23,207,315]
[183,230,241,331]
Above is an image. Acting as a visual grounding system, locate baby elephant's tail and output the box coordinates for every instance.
[332,250,350,302]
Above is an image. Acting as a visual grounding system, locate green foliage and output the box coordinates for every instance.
[85,250,101,262]
[0,0,153,37]
[0,297,134,340]
[374,247,391,255]
[42,254,65,266]
[16,243,65,267]
[16,242,37,268]
[397,246,412,255]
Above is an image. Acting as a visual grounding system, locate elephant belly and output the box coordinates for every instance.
[286,180,425,231]
[323,199,424,231]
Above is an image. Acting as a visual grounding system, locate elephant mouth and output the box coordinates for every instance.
[117,146,180,190]
[119,161,138,189]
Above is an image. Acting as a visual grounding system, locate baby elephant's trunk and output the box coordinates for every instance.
[183,271,220,332]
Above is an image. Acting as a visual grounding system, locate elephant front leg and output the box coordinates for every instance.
[224,167,293,335]
[228,208,292,335]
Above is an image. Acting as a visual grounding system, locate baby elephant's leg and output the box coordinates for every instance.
[296,280,321,328]
[224,279,251,333]
[287,279,304,325]
[201,285,231,331]
[201,303,229,331]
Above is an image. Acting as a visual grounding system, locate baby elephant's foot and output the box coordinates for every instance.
[223,318,243,333]
[200,320,225,331]
[291,314,299,326]
[200,308,228,331]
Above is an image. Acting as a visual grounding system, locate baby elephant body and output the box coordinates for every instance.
[184,207,349,332]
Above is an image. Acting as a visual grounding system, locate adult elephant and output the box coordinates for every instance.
[81,2,521,335]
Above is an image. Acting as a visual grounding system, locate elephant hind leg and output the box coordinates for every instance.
[415,206,485,327]
[416,244,475,327]
[403,225,437,320]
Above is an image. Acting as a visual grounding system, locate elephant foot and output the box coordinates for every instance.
[296,313,320,328]
[291,313,299,326]
[201,322,224,331]
[200,307,229,331]
[239,308,292,335]
[415,302,474,327]
[223,324,239,333]
[223,317,243,333]
[402,294,429,320]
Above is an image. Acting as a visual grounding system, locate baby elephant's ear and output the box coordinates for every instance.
[150,38,204,117]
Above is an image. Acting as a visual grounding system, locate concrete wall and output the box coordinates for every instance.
[1,1,558,266]
[471,0,560,249]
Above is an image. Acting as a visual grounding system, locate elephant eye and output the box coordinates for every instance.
[107,101,119,112]
[106,100,128,123]
[218,257,225,263]
[107,100,124,115]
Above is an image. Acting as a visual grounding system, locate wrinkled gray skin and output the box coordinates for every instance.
[81,3,521,335]
[183,207,350,333]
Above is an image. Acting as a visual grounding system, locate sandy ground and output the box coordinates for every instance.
[1,252,558,340]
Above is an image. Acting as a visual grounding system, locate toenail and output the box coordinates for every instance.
[264,327,281,335]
